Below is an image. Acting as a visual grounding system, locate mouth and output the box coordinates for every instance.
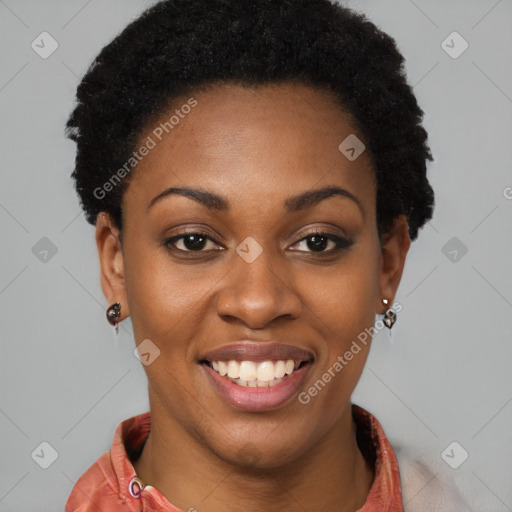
[201,358,311,387]
[199,342,314,412]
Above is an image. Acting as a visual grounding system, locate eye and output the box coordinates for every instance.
[291,231,353,254]
[163,230,353,255]
[163,231,222,252]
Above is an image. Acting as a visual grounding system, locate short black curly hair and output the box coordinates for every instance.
[66,0,434,241]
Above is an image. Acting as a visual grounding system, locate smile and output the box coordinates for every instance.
[201,360,313,412]
[199,341,315,411]
[205,359,309,387]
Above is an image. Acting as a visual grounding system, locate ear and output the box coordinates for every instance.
[376,215,411,313]
[95,212,130,321]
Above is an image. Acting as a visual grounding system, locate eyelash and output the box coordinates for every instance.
[162,230,353,256]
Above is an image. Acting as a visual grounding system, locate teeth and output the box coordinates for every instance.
[227,360,239,379]
[209,359,304,386]
[218,361,227,376]
[231,377,284,388]
[256,361,275,381]
[275,360,286,379]
[239,361,257,381]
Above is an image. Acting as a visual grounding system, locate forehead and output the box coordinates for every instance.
[124,82,376,218]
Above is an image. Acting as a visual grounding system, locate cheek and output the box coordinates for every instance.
[286,280,376,453]
[306,249,380,349]
[123,241,214,344]
[124,230,380,355]
[297,246,379,406]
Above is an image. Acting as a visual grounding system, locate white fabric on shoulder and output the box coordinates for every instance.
[394,444,475,512]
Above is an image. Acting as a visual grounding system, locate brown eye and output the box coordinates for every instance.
[303,234,331,252]
[291,232,353,254]
[164,232,221,252]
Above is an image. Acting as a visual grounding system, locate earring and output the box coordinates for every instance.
[381,298,397,329]
[106,302,121,334]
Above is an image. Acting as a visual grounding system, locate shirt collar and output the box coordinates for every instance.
[352,404,404,511]
[109,404,403,510]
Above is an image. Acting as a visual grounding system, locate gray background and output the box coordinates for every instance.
[0,0,511,510]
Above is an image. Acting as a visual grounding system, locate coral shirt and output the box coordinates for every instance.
[65,404,404,511]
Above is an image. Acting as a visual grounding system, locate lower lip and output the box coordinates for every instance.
[202,363,311,412]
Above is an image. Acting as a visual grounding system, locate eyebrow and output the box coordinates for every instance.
[147,185,364,218]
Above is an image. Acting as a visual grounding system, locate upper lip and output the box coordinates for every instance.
[200,341,315,363]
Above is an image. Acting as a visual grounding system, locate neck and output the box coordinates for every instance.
[133,398,374,512]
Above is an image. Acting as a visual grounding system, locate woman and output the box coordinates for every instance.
[64,0,465,510]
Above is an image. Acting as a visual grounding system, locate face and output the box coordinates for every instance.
[97,82,410,468]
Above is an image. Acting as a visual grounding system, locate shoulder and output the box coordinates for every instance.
[65,412,152,511]
[393,444,474,512]
[65,451,131,512]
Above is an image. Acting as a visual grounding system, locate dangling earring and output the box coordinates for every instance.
[106,302,121,334]
[381,298,397,329]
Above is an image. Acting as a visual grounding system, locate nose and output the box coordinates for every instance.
[215,245,302,329]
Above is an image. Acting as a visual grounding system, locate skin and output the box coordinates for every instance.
[96,82,410,511]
